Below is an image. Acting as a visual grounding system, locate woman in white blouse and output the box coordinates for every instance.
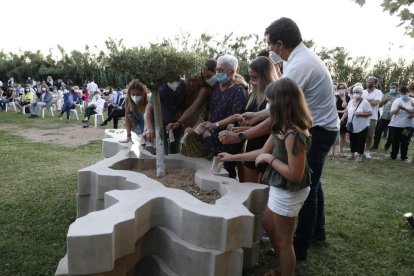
[388,86,414,161]
[341,85,372,161]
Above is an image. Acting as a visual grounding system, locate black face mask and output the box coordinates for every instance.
[367,83,375,89]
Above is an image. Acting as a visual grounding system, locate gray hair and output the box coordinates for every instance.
[217,54,238,72]
[353,85,364,94]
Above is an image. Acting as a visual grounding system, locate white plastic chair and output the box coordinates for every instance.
[91,112,105,128]
[22,104,31,114]
[41,105,54,118]
[5,101,17,112]
[60,109,79,121]
[76,103,84,113]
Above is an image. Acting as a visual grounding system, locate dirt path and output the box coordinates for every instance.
[1,124,106,146]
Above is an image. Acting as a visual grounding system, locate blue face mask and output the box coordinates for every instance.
[401,95,409,101]
[389,89,396,94]
[216,72,228,84]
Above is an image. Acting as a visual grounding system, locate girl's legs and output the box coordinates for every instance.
[330,135,339,157]
[339,132,346,156]
[263,207,296,276]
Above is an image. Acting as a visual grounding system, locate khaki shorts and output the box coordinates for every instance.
[367,119,377,138]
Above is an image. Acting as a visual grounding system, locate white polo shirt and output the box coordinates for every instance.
[362,89,383,120]
[283,43,339,130]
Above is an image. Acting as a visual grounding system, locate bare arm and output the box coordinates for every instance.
[218,117,271,144]
[367,99,381,106]
[244,117,272,140]
[241,109,269,126]
[167,87,209,131]
[256,133,306,183]
[144,102,155,143]
[218,136,273,162]
[379,94,390,107]
[355,110,372,117]
[120,102,132,143]
[341,109,349,123]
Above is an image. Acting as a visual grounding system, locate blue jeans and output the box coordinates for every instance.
[294,126,338,256]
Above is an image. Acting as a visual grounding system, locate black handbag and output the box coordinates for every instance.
[346,121,353,133]
[347,100,362,133]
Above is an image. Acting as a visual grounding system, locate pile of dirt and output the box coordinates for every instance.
[140,168,221,204]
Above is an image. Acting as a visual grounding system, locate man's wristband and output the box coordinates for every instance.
[270,157,277,167]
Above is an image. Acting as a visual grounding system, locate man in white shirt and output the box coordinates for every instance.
[218,17,339,262]
[86,80,99,98]
[362,76,383,158]
[82,91,105,128]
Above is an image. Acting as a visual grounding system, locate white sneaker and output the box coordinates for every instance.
[364,151,372,159]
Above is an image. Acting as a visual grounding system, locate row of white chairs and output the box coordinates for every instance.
[59,108,104,127]
[5,100,104,128]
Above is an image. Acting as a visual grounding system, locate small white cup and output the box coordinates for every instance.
[194,123,205,135]
[168,129,175,143]
[180,132,189,144]
[211,156,224,173]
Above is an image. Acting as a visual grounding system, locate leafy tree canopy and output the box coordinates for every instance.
[354,0,414,37]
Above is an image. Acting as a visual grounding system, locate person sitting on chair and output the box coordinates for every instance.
[82,91,105,128]
[16,85,34,114]
[28,84,53,118]
[58,86,81,123]
[99,95,125,129]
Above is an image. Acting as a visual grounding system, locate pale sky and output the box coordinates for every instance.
[2,0,414,62]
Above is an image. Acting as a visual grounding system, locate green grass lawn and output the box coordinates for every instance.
[0,112,413,276]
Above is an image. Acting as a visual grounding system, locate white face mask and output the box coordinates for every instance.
[167,81,180,91]
[132,95,142,104]
[94,94,100,100]
[268,51,283,64]
[205,75,218,87]
[41,88,46,92]
[354,94,361,99]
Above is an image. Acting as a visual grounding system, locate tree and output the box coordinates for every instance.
[354,0,414,37]
[107,44,203,176]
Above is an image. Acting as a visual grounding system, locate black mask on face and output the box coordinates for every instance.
[367,83,375,89]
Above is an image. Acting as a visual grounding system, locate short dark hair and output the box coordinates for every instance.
[265,17,302,48]
[256,48,269,57]
[399,86,408,94]
[204,59,217,73]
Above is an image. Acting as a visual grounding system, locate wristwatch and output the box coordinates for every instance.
[238,132,246,142]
